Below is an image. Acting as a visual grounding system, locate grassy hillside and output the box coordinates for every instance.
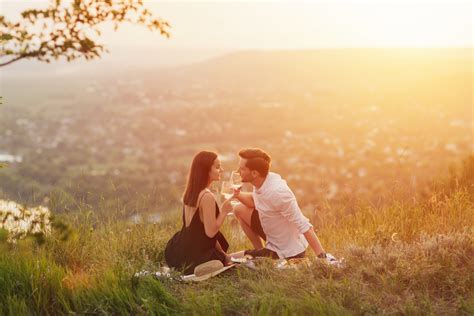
[1,187,472,315]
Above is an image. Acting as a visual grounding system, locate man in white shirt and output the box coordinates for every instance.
[233,148,335,261]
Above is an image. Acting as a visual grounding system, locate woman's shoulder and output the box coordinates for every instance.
[199,188,215,201]
[198,189,217,207]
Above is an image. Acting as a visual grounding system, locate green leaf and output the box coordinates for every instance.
[0,34,13,41]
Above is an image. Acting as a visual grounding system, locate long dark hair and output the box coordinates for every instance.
[183,151,218,207]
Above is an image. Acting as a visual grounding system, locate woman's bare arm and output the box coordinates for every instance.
[201,193,231,238]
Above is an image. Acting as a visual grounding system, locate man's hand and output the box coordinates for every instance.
[232,186,241,199]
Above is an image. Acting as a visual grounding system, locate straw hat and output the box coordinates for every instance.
[182,260,234,282]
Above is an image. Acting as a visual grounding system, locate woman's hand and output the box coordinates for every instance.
[221,198,234,214]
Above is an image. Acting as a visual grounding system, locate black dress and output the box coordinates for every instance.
[164,200,229,274]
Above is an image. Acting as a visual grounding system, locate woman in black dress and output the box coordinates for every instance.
[164,151,234,274]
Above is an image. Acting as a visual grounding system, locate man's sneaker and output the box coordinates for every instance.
[318,252,343,267]
[325,253,338,264]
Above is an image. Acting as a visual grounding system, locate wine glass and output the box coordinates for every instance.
[221,180,238,215]
[231,171,242,189]
[220,181,234,200]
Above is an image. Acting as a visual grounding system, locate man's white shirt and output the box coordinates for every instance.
[252,172,313,258]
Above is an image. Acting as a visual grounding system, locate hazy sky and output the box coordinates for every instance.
[0,0,472,68]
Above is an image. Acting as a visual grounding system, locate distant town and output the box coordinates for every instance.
[1,49,472,218]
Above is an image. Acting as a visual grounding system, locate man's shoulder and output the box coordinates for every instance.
[256,172,294,200]
[268,172,282,179]
[268,173,290,190]
[268,179,295,201]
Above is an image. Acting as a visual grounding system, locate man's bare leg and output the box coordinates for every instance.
[233,203,264,249]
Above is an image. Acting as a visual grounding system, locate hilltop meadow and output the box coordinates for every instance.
[1,156,473,315]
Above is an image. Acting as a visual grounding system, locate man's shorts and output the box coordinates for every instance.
[246,209,306,259]
[250,208,266,241]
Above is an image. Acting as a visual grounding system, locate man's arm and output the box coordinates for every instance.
[234,191,255,209]
[275,188,326,257]
[303,228,325,257]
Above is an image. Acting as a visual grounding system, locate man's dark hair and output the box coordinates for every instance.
[238,148,271,177]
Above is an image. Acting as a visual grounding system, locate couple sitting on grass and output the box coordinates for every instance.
[165,148,337,276]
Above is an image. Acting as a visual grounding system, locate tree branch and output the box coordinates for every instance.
[0,55,26,67]
[0,0,170,67]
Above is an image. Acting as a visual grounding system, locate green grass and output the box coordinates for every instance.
[0,189,473,315]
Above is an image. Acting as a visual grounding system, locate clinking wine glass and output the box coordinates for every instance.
[220,181,237,215]
[231,171,242,189]
[221,181,234,200]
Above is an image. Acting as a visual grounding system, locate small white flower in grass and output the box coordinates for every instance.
[0,199,52,242]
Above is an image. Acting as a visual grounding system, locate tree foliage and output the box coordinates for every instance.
[0,0,170,67]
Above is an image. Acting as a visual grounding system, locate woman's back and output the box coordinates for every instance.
[183,189,209,228]
[164,190,229,274]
